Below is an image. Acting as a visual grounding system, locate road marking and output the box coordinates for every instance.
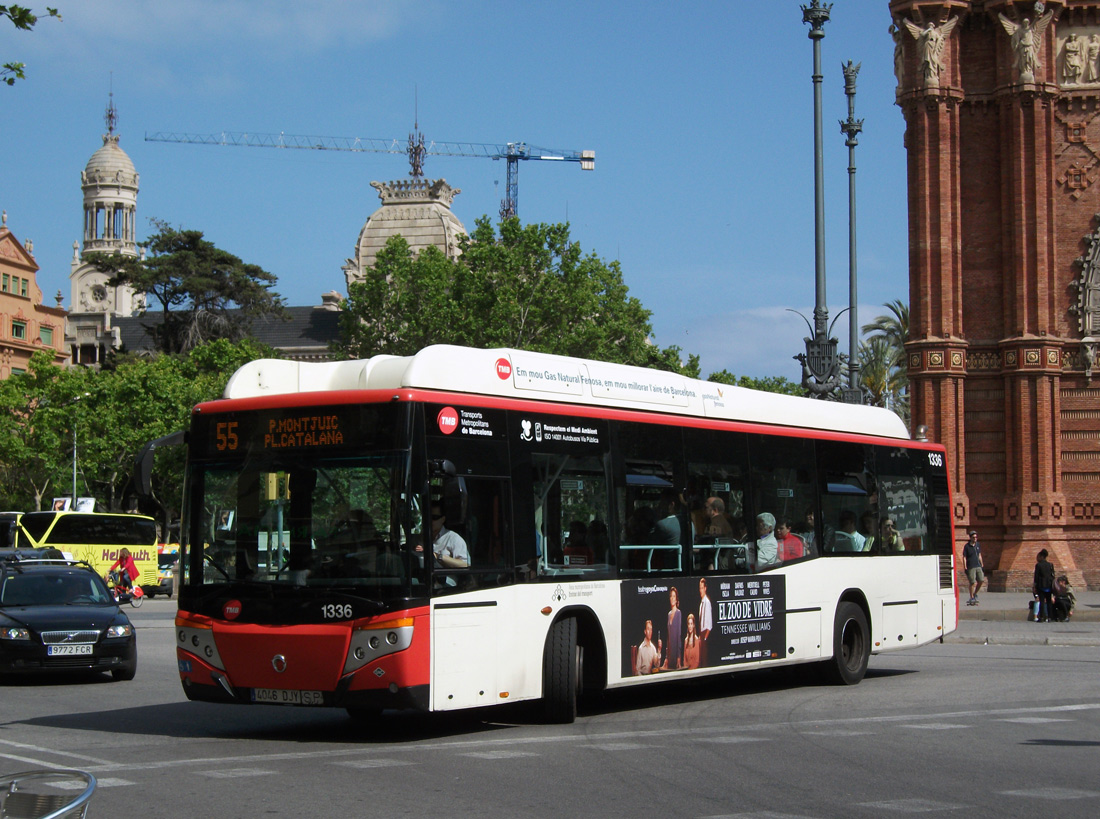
[700,812,817,819]
[197,768,276,779]
[859,798,965,812]
[68,702,1100,775]
[997,717,1072,724]
[998,787,1100,800]
[898,723,965,730]
[0,738,114,765]
[459,750,540,759]
[50,778,134,789]
[802,730,871,737]
[698,736,768,744]
[334,759,415,768]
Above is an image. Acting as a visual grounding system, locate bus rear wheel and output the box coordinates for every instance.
[825,601,869,685]
[542,617,580,724]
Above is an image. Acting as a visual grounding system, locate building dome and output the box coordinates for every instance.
[83,134,138,187]
[342,178,467,289]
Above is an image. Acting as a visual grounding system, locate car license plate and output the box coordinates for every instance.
[251,688,323,706]
[47,645,93,656]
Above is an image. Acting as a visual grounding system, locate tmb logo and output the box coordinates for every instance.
[223,599,242,620]
[495,358,512,380]
[437,406,459,435]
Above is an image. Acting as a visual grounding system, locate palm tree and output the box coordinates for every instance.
[860,300,910,423]
[859,336,908,420]
[861,299,909,355]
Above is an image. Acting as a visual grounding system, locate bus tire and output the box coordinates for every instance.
[825,601,869,685]
[542,617,580,724]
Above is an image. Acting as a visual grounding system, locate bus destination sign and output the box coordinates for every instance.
[197,405,399,457]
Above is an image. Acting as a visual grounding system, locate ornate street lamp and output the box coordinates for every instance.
[840,60,864,404]
[794,0,844,399]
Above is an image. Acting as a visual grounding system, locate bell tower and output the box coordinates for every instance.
[67,93,143,366]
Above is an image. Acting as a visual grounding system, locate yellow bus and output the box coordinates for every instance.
[14,512,158,590]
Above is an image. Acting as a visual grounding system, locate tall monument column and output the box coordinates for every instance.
[892,0,1099,590]
[893,5,970,536]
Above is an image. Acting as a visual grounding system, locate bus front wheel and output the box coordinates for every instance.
[542,617,580,724]
[825,602,869,685]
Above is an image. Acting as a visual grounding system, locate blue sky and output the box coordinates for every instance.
[4,0,907,380]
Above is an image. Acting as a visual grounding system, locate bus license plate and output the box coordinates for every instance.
[47,645,93,656]
[251,688,323,706]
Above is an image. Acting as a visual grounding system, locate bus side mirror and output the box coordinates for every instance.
[134,430,187,496]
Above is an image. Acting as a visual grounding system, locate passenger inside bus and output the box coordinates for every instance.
[654,491,681,545]
[754,512,779,569]
[829,510,866,552]
[775,517,805,561]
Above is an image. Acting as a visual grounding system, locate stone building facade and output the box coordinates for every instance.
[342,178,467,289]
[891,0,1100,589]
[0,213,70,379]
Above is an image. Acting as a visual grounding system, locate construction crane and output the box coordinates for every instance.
[145,126,595,220]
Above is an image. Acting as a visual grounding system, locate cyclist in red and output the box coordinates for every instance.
[107,548,140,592]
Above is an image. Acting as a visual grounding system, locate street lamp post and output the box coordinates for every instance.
[840,60,864,404]
[795,0,843,399]
[71,392,90,507]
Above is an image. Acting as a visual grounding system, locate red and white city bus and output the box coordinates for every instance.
[165,345,957,723]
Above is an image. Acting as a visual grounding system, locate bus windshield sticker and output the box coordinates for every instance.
[620,575,786,677]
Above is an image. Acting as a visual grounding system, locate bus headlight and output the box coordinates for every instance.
[343,618,414,676]
[176,623,225,670]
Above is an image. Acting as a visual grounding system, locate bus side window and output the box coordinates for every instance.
[683,427,750,574]
[429,476,512,594]
[747,435,817,568]
[817,441,876,555]
[531,453,611,576]
[616,462,683,575]
[875,446,933,554]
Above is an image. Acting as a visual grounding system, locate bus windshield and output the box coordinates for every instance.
[193,452,419,598]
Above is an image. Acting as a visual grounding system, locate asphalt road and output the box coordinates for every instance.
[3,598,1099,818]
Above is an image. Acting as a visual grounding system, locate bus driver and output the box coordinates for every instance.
[430,503,469,569]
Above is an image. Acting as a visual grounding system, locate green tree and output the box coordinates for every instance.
[0,340,275,517]
[0,350,91,511]
[2,4,60,86]
[707,369,806,396]
[337,218,696,375]
[87,219,287,355]
[860,300,909,422]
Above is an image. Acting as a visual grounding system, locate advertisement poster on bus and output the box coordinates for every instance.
[620,574,786,678]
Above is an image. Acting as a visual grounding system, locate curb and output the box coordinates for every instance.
[946,634,1100,647]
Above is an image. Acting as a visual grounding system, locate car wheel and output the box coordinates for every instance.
[112,654,137,682]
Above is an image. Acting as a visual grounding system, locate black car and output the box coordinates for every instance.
[0,557,137,680]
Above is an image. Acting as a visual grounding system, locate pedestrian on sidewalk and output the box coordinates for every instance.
[962,530,985,606]
[1052,574,1076,622]
[1033,548,1056,622]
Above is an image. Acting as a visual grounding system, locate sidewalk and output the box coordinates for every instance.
[946,589,1100,646]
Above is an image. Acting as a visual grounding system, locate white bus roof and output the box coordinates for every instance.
[223,345,912,440]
